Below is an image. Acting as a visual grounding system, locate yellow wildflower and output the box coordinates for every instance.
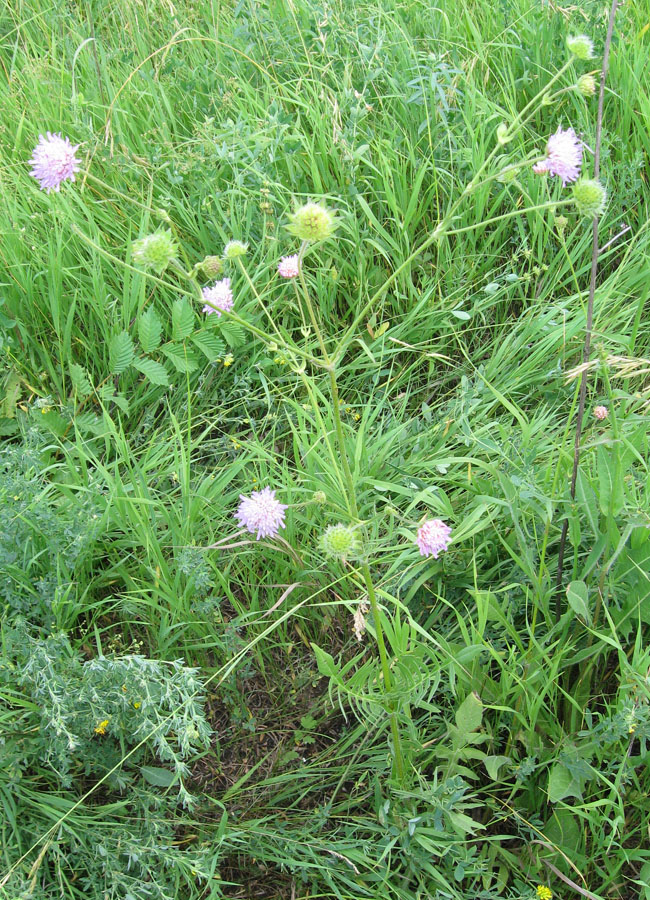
[536,886,552,900]
[94,719,109,735]
[133,701,141,709]
[223,353,234,367]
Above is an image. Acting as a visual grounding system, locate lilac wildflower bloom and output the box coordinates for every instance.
[278,255,300,278]
[235,487,288,540]
[416,519,452,559]
[202,278,233,317]
[29,132,80,193]
[532,127,583,187]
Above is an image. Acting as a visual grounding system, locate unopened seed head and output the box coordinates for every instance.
[567,34,594,60]
[287,202,338,242]
[132,230,178,273]
[572,178,607,218]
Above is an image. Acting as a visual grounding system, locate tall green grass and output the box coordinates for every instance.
[1,1,649,898]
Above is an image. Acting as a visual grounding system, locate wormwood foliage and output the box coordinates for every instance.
[0,1,649,899]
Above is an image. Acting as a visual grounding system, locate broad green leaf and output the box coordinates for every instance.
[548,763,584,803]
[311,644,340,680]
[597,444,624,517]
[110,331,135,374]
[566,580,590,622]
[161,344,199,373]
[484,755,511,781]
[140,766,176,787]
[132,356,170,386]
[138,307,163,353]
[455,691,483,735]
[172,298,195,341]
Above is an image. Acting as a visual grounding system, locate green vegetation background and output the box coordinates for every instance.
[0,1,649,898]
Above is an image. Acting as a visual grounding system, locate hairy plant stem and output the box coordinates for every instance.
[297,243,406,781]
[554,0,619,621]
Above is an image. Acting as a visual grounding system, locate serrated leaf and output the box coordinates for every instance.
[110,331,135,374]
[172,298,195,341]
[140,766,176,787]
[138,307,163,353]
[220,319,245,348]
[161,343,199,373]
[132,356,170,386]
[2,371,21,417]
[191,331,226,361]
[69,363,93,397]
[112,394,130,413]
[455,692,483,735]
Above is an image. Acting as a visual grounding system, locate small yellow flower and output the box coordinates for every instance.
[345,406,352,413]
[133,701,141,709]
[536,886,553,900]
[121,684,127,692]
[223,353,234,367]
[94,719,109,735]
[353,413,361,421]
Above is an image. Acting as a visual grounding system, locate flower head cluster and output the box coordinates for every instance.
[320,523,360,561]
[199,255,223,277]
[577,74,596,97]
[29,132,80,193]
[235,487,288,540]
[572,178,607,218]
[202,278,233,316]
[416,518,452,559]
[533,127,582,186]
[536,886,553,900]
[594,405,609,420]
[567,34,594,60]
[223,240,248,259]
[132,230,178,273]
[287,202,338,242]
[278,254,300,278]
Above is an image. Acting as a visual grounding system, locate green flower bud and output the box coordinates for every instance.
[497,165,518,184]
[287,202,338,242]
[577,74,596,97]
[199,255,223,277]
[223,240,248,259]
[572,178,607,218]
[312,490,327,504]
[554,214,569,236]
[320,523,360,561]
[496,123,512,145]
[132,230,178,274]
[567,34,594,60]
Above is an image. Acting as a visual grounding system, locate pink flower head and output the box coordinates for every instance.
[594,405,609,420]
[416,518,452,559]
[202,278,233,317]
[533,126,583,187]
[29,132,80,193]
[278,255,300,279]
[235,487,288,540]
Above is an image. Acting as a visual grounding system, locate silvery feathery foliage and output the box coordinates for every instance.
[17,631,211,805]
